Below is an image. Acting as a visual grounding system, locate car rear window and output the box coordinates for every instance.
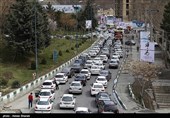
[43,82,52,85]
[104,105,117,112]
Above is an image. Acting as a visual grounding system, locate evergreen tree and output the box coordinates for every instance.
[5,0,50,60]
[45,2,56,20]
[78,0,97,30]
[161,2,170,37]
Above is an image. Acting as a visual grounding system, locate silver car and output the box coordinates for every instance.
[68,81,83,94]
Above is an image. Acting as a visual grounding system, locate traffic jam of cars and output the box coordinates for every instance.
[33,26,126,114]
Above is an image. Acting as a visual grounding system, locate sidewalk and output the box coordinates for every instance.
[115,35,165,113]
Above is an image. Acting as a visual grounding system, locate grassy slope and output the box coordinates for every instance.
[0,38,94,87]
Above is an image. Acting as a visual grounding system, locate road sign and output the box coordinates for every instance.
[53,50,58,63]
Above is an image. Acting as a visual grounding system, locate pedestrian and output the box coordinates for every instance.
[55,81,59,90]
[28,92,33,109]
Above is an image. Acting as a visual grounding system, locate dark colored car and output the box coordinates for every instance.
[74,74,87,86]
[61,67,75,78]
[95,92,111,107]
[71,63,83,73]
[99,70,112,81]
[98,100,119,113]
[125,40,136,46]
[74,59,84,67]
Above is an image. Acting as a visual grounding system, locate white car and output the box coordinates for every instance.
[41,80,56,90]
[115,50,123,58]
[90,83,105,96]
[99,54,108,63]
[111,55,120,63]
[80,69,91,80]
[93,63,105,70]
[95,76,108,88]
[84,60,93,69]
[69,81,83,94]
[93,57,103,64]
[112,52,120,59]
[59,94,76,109]
[90,65,102,75]
[54,73,68,84]
[74,107,92,113]
[38,89,55,101]
[34,98,53,113]
[88,50,97,57]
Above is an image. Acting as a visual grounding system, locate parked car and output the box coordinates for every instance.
[80,69,91,80]
[54,73,68,84]
[90,83,105,96]
[111,55,120,63]
[74,107,92,114]
[95,76,108,88]
[41,80,56,90]
[34,98,53,113]
[38,89,55,102]
[95,92,111,107]
[68,81,83,94]
[61,67,75,78]
[71,63,83,73]
[59,94,76,109]
[99,70,112,81]
[109,60,119,69]
[74,74,87,86]
[98,100,119,113]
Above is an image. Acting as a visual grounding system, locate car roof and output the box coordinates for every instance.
[71,81,81,84]
[103,100,115,105]
[56,73,65,75]
[43,80,53,82]
[62,94,73,97]
[97,76,106,78]
[100,70,108,72]
[40,89,52,92]
[76,107,88,111]
[93,83,103,85]
[81,69,89,71]
[38,97,49,101]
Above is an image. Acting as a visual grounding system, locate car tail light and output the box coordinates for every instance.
[51,85,53,88]
[101,89,104,91]
[60,102,62,104]
[92,89,95,91]
[79,88,81,90]
[72,102,75,105]
[41,85,43,88]
[49,96,52,98]
[35,106,38,109]
[47,106,51,109]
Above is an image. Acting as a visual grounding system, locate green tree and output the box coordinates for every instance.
[45,2,56,20]
[4,0,50,61]
[78,0,98,30]
[161,2,170,35]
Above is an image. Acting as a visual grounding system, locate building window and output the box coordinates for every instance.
[126,10,129,15]
[126,4,129,9]
[126,0,129,3]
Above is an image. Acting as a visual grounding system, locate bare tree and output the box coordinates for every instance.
[128,60,163,108]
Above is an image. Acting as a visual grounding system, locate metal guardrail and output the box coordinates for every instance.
[0,38,100,104]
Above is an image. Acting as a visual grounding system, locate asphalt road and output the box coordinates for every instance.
[29,37,124,113]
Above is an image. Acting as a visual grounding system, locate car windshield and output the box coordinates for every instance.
[81,71,88,74]
[37,100,49,105]
[62,96,73,101]
[86,62,91,64]
[97,78,106,81]
[40,92,51,96]
[43,82,52,86]
[71,83,81,86]
[75,60,80,63]
[62,69,69,73]
[110,61,117,63]
[100,71,108,75]
[94,85,103,88]
[75,76,84,80]
[55,75,63,78]
[100,94,109,98]
[72,64,79,67]
[104,105,117,112]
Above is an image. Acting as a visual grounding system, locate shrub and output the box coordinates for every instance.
[41,58,47,65]
[2,71,13,80]
[71,47,74,50]
[66,49,69,53]
[11,80,20,88]
[0,78,8,86]
[75,44,79,48]
[30,61,36,70]
[59,50,62,56]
